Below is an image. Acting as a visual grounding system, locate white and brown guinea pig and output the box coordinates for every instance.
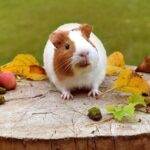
[43,23,107,100]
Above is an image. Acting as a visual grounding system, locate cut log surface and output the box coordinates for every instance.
[0,67,150,150]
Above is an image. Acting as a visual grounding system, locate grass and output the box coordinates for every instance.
[0,0,149,65]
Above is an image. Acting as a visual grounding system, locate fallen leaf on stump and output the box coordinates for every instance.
[98,69,150,98]
[128,94,146,107]
[0,54,47,80]
[106,66,124,76]
[105,95,146,122]
[106,103,135,121]
[136,55,150,73]
[106,51,126,76]
[27,65,47,80]
[113,69,150,95]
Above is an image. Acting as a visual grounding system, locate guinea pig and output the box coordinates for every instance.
[43,23,107,100]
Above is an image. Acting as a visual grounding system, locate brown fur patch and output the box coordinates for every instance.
[80,24,92,39]
[51,31,75,81]
[87,39,96,49]
[80,24,96,49]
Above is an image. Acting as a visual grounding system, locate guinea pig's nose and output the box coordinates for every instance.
[79,51,89,57]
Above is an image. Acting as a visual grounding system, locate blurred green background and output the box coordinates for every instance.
[0,0,149,65]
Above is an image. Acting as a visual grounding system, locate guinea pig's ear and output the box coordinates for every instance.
[50,31,65,48]
[80,24,92,38]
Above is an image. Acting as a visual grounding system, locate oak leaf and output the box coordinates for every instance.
[0,54,47,80]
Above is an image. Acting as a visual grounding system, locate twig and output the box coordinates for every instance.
[96,87,117,99]
[85,115,113,127]
[32,112,54,115]
[136,108,150,113]
[97,85,126,99]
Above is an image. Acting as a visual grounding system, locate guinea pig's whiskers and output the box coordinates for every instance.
[55,58,72,72]
[64,63,72,73]
[55,59,71,71]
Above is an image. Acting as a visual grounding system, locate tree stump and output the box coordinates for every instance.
[0,68,150,150]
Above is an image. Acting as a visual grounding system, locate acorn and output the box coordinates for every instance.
[0,95,5,104]
[88,107,102,121]
[0,87,6,94]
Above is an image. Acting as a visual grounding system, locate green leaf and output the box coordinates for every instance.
[113,109,125,121]
[105,105,116,113]
[128,94,146,107]
[105,103,135,121]
[123,103,135,119]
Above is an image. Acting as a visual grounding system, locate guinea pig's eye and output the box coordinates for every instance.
[65,44,70,50]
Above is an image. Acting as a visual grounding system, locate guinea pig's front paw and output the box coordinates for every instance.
[88,89,101,97]
[61,91,74,100]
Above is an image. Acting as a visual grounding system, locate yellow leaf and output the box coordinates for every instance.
[13,54,40,66]
[113,69,150,95]
[107,51,126,76]
[107,51,126,67]
[106,66,124,76]
[0,54,47,80]
[26,65,47,80]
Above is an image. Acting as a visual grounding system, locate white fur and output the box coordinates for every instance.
[43,23,107,95]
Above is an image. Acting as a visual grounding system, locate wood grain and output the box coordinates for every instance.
[0,67,150,149]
